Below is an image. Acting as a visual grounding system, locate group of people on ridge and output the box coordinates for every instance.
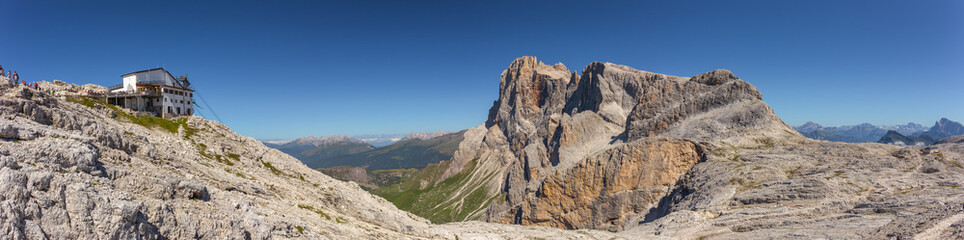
[0,64,44,93]
[0,64,20,85]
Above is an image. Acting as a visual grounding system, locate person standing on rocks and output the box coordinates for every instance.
[13,71,19,84]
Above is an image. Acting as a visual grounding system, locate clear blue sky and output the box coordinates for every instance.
[2,1,962,140]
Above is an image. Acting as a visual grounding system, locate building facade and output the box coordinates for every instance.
[107,68,194,118]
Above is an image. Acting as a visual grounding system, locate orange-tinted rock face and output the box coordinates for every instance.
[515,138,702,230]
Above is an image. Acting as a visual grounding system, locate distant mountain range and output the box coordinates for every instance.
[263,135,373,160]
[262,130,463,169]
[795,118,964,145]
[342,130,451,147]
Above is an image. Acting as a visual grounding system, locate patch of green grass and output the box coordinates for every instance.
[946,160,963,169]
[729,177,760,192]
[759,137,774,148]
[66,96,98,108]
[826,170,845,180]
[193,141,213,159]
[124,131,134,136]
[938,184,960,188]
[226,153,240,161]
[262,161,294,178]
[215,155,234,166]
[132,116,180,133]
[372,158,495,223]
[68,96,196,136]
[785,167,802,178]
[225,168,248,179]
[298,204,331,220]
[295,226,304,234]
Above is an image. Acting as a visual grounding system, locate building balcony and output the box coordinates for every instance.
[107,89,162,98]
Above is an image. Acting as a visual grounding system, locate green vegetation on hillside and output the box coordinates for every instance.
[67,96,194,136]
[372,158,497,223]
[369,168,419,188]
[316,166,418,190]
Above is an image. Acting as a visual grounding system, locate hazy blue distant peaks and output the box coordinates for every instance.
[794,118,953,143]
[919,118,964,139]
[796,121,823,133]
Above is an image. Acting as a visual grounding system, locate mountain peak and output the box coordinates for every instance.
[801,121,822,128]
[460,57,799,229]
[691,69,738,86]
[923,118,964,139]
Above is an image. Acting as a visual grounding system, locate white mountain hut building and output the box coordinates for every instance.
[107,68,194,118]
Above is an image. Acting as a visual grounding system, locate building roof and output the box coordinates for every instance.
[121,67,192,90]
[121,68,173,78]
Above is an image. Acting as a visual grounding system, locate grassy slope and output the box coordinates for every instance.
[372,158,499,223]
[316,166,417,190]
[67,96,194,135]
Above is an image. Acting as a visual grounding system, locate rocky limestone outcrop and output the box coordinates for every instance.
[438,56,797,230]
[431,57,962,239]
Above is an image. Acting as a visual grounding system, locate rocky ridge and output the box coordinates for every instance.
[412,57,964,238]
[0,77,626,239]
[422,56,798,230]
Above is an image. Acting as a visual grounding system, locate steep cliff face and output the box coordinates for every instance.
[523,138,702,230]
[425,57,964,239]
[438,56,799,230]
